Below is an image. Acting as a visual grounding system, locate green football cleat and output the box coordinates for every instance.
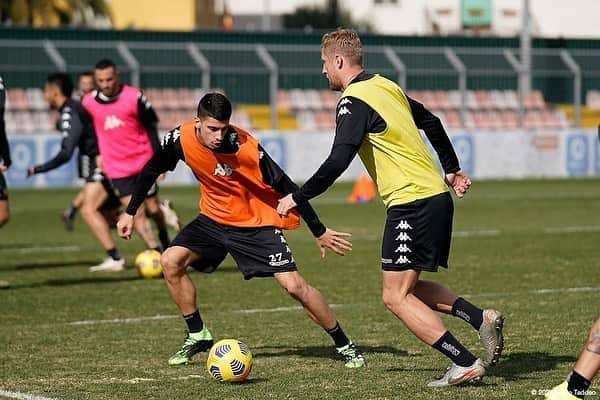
[336,342,366,368]
[168,328,214,366]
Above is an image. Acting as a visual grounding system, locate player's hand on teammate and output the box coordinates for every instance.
[316,228,352,258]
[445,169,471,199]
[117,213,135,240]
[277,194,297,217]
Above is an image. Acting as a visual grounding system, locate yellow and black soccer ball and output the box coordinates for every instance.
[206,339,253,382]
[134,250,163,279]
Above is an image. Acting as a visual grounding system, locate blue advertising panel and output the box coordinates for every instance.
[566,135,589,176]
[43,137,76,186]
[450,135,474,176]
[5,138,36,188]
[259,137,287,170]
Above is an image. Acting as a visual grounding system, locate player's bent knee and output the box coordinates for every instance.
[283,280,310,303]
[382,290,407,311]
[160,251,186,277]
[0,213,8,227]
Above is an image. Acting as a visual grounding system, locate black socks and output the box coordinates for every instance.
[183,309,204,333]
[326,322,350,348]
[452,297,484,330]
[432,331,477,367]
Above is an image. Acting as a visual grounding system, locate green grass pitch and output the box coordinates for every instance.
[1,180,599,399]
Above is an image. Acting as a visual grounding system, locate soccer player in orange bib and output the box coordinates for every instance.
[117,92,365,368]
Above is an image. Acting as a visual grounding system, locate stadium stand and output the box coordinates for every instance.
[3,87,570,133]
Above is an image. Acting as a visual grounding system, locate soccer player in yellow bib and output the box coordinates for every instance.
[277,28,504,387]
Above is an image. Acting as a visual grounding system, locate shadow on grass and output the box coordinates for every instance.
[229,377,269,385]
[489,351,577,381]
[1,259,100,271]
[386,351,577,381]
[8,275,140,289]
[253,344,410,361]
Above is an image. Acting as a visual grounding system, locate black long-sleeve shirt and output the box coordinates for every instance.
[126,126,327,237]
[33,98,98,174]
[0,76,10,168]
[94,85,160,152]
[292,71,460,204]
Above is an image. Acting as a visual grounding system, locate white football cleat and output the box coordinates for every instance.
[89,257,125,272]
[427,358,486,388]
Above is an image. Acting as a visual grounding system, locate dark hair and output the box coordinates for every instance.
[197,92,232,121]
[94,58,117,71]
[46,72,74,97]
[78,70,94,78]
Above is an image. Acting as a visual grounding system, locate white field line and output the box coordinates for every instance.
[60,288,600,327]
[0,246,80,254]
[544,225,600,234]
[452,230,500,238]
[65,314,179,326]
[0,390,59,400]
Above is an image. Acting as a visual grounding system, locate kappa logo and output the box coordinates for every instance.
[395,255,410,265]
[337,106,351,117]
[162,128,180,148]
[395,232,412,242]
[339,97,352,106]
[104,115,125,130]
[381,258,393,264]
[394,244,411,253]
[395,220,412,230]
[213,163,233,177]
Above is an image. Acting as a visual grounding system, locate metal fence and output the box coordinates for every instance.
[2,38,599,128]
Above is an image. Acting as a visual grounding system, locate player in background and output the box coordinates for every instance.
[545,318,600,399]
[61,71,98,230]
[83,59,175,261]
[117,93,365,369]
[0,75,10,228]
[277,29,504,387]
[26,73,125,270]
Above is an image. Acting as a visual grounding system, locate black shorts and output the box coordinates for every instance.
[111,174,158,198]
[100,179,122,211]
[78,154,105,183]
[381,192,453,273]
[170,214,297,280]
[0,171,7,201]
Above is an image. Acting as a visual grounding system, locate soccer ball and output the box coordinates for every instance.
[134,250,163,279]
[206,339,253,382]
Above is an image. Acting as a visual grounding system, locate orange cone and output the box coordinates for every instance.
[347,174,377,203]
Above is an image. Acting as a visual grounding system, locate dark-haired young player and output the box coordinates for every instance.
[117,92,365,369]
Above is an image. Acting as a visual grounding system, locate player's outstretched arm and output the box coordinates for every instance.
[315,228,352,258]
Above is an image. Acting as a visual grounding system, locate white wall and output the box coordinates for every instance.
[219,0,600,38]
[6,129,599,189]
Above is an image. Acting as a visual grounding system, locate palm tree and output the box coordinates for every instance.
[0,0,112,28]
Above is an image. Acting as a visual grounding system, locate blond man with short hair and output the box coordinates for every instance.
[278,28,505,387]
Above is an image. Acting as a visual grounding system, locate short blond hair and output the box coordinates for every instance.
[321,28,363,66]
